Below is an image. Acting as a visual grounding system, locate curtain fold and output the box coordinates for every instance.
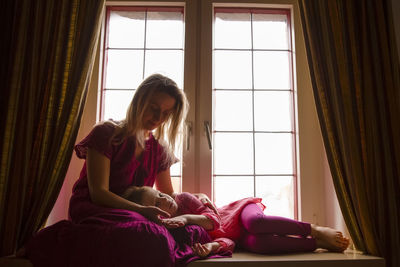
[299,1,400,266]
[0,0,104,256]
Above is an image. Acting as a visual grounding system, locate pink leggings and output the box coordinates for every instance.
[238,204,317,254]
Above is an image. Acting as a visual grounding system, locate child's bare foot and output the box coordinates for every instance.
[311,225,350,252]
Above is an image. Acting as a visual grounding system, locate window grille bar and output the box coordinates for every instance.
[213,174,295,177]
[107,47,184,51]
[250,12,256,197]
[214,48,291,52]
[213,88,291,92]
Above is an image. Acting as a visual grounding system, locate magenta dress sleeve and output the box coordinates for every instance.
[214,237,235,254]
[74,123,115,159]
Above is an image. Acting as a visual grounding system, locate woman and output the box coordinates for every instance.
[69,73,214,223]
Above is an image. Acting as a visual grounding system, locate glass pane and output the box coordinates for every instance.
[253,14,288,50]
[256,176,294,218]
[146,12,184,49]
[170,161,181,177]
[214,12,251,49]
[106,50,144,89]
[108,11,145,48]
[255,133,293,174]
[170,143,182,177]
[171,176,181,193]
[254,91,292,131]
[144,50,184,89]
[213,133,253,175]
[214,176,254,207]
[214,91,253,131]
[103,90,135,121]
[214,51,252,89]
[253,51,290,89]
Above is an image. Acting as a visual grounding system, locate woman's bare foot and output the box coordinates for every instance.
[311,224,350,252]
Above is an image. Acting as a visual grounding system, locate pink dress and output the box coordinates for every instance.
[175,192,265,253]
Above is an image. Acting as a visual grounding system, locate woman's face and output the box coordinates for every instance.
[142,92,176,132]
[141,187,178,216]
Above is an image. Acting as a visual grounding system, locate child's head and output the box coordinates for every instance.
[122,186,178,216]
[125,74,189,151]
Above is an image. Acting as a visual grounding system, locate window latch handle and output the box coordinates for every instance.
[204,121,212,150]
[186,121,193,151]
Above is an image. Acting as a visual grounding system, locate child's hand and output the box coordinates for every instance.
[161,215,187,228]
[193,193,220,216]
[191,242,214,258]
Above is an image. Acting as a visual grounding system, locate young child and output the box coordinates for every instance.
[122,186,350,257]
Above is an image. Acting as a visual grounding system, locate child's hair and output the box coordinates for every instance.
[105,73,189,163]
[121,186,149,205]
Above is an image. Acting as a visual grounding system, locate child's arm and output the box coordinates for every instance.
[191,242,221,257]
[192,238,235,257]
[161,214,215,230]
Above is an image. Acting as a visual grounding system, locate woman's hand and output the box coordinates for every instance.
[193,193,219,216]
[191,242,217,258]
[161,215,187,228]
[140,206,170,224]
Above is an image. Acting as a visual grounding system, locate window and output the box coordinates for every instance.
[101,3,298,219]
[212,9,296,218]
[102,6,185,192]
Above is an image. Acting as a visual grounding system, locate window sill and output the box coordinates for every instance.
[0,250,385,267]
[188,249,385,267]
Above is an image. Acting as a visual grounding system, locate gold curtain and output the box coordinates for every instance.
[299,1,400,266]
[0,0,104,256]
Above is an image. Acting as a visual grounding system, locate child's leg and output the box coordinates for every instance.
[239,229,317,254]
[240,203,311,236]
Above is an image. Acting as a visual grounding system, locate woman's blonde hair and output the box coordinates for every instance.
[106,74,188,162]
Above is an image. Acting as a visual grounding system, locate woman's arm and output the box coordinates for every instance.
[86,148,170,221]
[155,168,177,198]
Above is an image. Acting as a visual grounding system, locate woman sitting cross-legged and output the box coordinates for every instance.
[122,186,350,257]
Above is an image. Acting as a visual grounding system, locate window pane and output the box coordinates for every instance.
[106,50,144,89]
[171,176,181,193]
[170,161,181,177]
[170,144,182,177]
[253,14,288,50]
[254,91,292,131]
[214,91,253,131]
[146,12,184,48]
[108,11,145,48]
[103,90,135,121]
[214,133,253,175]
[214,176,254,207]
[255,133,293,174]
[256,176,294,218]
[214,51,252,89]
[253,51,290,89]
[144,50,184,88]
[214,13,251,49]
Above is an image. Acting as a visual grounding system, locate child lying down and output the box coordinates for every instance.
[122,186,350,257]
